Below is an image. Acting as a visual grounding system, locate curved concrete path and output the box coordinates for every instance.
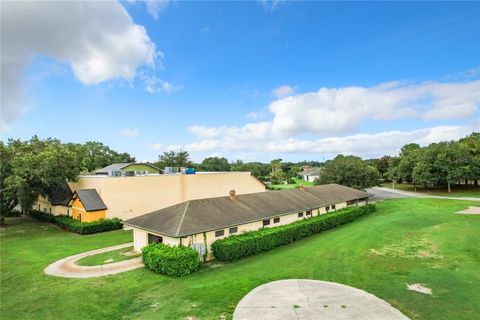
[233,279,410,320]
[44,243,143,278]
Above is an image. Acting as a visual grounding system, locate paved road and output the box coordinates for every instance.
[233,279,410,320]
[44,243,143,278]
[366,188,411,202]
[371,187,480,202]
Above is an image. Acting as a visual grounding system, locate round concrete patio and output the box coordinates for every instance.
[233,279,410,320]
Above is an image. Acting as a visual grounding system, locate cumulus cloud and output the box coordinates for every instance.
[1,1,158,130]
[150,143,163,151]
[120,128,140,137]
[271,85,295,98]
[171,125,475,158]
[141,73,181,94]
[188,79,480,141]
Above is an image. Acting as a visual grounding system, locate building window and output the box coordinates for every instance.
[263,219,270,226]
[306,210,312,216]
[273,217,280,223]
[148,234,163,244]
[332,204,336,210]
[67,209,69,216]
[298,212,304,218]
[326,206,330,211]
[215,230,225,237]
[229,227,238,234]
[38,204,40,210]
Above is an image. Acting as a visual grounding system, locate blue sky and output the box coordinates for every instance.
[2,1,479,162]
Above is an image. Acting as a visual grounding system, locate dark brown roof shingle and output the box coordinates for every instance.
[124,184,372,237]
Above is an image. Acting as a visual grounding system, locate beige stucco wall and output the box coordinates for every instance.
[131,202,350,260]
[133,228,180,252]
[35,196,71,216]
[68,172,265,220]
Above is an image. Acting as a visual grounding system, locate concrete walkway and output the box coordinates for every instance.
[233,279,410,320]
[44,243,143,278]
[373,187,480,202]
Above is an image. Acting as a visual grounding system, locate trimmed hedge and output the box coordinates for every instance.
[142,243,200,277]
[211,204,376,262]
[30,210,123,234]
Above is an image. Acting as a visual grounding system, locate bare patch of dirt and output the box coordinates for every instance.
[369,236,443,260]
[456,206,480,215]
[407,283,432,295]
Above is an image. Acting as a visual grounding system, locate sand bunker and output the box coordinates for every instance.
[455,206,480,215]
[407,283,432,295]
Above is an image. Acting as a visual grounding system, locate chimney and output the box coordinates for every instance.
[229,189,236,200]
[299,183,305,191]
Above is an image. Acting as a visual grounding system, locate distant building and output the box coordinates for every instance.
[35,171,266,221]
[124,184,372,260]
[299,167,322,183]
[95,162,162,176]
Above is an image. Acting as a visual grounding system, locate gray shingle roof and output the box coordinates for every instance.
[49,180,73,206]
[95,163,131,174]
[299,167,322,176]
[95,162,162,174]
[124,184,372,237]
[74,189,108,212]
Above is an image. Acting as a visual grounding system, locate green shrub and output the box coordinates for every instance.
[142,243,200,277]
[30,210,122,234]
[211,204,376,262]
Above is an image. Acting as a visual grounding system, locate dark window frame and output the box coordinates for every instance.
[273,217,280,223]
[262,219,270,227]
[229,227,238,234]
[148,233,163,244]
[215,230,225,237]
[332,204,336,210]
[298,212,304,218]
[306,210,312,216]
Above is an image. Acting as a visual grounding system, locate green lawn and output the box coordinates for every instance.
[76,246,140,266]
[381,182,480,197]
[270,178,314,190]
[1,198,479,319]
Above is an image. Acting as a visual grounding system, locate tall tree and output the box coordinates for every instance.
[375,155,391,180]
[199,157,231,172]
[315,155,379,189]
[156,150,194,169]
[459,132,480,186]
[81,141,135,172]
[1,137,83,223]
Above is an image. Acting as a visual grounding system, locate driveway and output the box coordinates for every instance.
[233,279,410,320]
[371,187,480,202]
[44,243,143,278]
[366,188,411,202]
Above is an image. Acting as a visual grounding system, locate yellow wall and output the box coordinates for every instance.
[71,198,106,222]
[69,172,266,220]
[131,201,352,260]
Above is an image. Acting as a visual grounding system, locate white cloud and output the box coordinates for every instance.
[150,143,163,151]
[142,74,181,94]
[172,125,475,158]
[120,128,140,137]
[1,1,159,130]
[145,0,171,20]
[259,0,283,12]
[188,79,479,141]
[271,84,295,98]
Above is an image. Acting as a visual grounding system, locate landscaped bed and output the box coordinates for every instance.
[75,246,140,266]
[1,198,479,319]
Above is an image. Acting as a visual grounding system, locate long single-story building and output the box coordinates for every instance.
[124,184,372,260]
[35,171,266,221]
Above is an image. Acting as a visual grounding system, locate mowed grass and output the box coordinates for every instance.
[270,178,314,190]
[381,182,480,197]
[1,198,480,320]
[76,246,140,266]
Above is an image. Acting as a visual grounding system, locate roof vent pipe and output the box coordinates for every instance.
[229,190,236,200]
